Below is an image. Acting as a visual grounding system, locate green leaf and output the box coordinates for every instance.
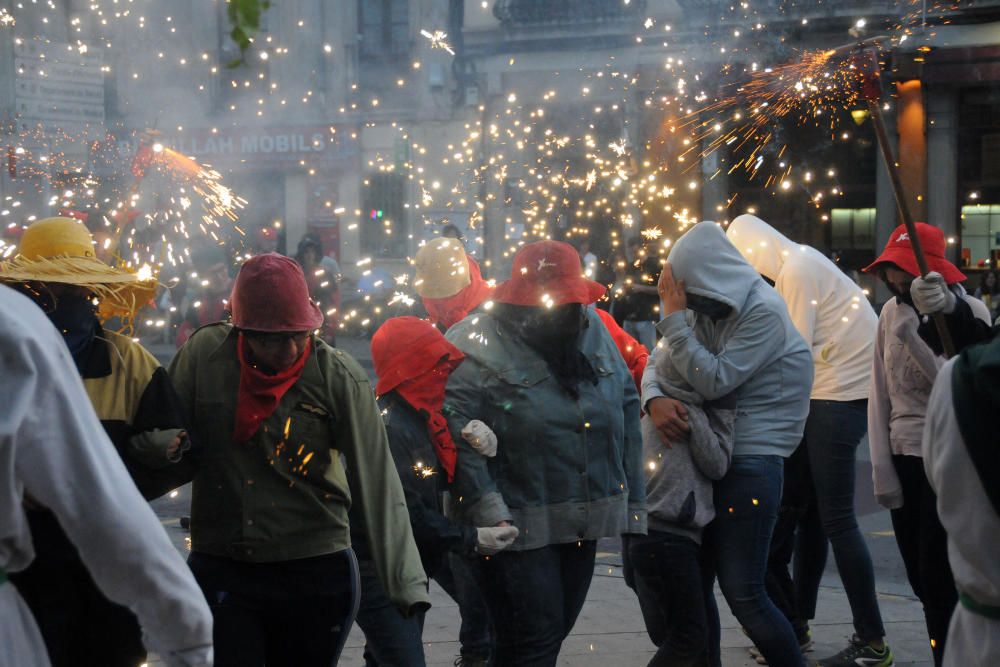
[225,0,269,68]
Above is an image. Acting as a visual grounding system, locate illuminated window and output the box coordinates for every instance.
[961,204,1000,267]
[830,208,876,250]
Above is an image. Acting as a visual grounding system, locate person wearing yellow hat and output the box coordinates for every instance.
[0,217,192,667]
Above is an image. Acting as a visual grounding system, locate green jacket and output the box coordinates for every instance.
[165,323,429,613]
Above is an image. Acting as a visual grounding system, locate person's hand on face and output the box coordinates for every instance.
[657,262,687,316]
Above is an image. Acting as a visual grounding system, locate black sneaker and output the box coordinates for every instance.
[814,635,893,666]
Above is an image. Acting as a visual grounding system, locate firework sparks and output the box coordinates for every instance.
[420,29,455,56]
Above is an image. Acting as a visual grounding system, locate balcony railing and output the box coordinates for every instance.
[493,0,647,28]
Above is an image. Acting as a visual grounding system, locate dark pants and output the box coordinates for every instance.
[890,454,957,667]
[476,540,598,667]
[356,559,427,667]
[626,531,720,667]
[434,552,494,661]
[710,455,804,667]
[10,512,145,667]
[766,400,886,642]
[191,551,360,667]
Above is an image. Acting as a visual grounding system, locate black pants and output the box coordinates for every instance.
[476,540,597,667]
[890,454,956,667]
[626,531,719,667]
[10,511,145,667]
[190,550,360,667]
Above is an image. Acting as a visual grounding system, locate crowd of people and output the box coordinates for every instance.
[0,214,997,667]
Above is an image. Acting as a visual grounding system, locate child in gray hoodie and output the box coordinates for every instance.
[628,348,735,667]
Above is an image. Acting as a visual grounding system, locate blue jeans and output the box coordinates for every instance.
[626,531,720,667]
[766,401,886,642]
[355,559,427,667]
[433,552,494,661]
[476,541,597,667]
[709,455,804,667]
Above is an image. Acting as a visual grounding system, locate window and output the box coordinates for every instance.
[830,208,876,250]
[961,204,1000,267]
[358,0,409,63]
[361,173,407,258]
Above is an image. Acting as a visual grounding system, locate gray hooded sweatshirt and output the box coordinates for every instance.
[640,351,735,543]
[645,221,814,457]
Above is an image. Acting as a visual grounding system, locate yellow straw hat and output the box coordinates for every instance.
[0,217,158,322]
[413,237,471,299]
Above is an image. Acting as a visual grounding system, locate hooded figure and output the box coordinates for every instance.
[644,221,813,667]
[444,240,645,666]
[355,317,516,667]
[162,253,429,666]
[727,215,892,665]
[1,217,191,667]
[727,214,877,399]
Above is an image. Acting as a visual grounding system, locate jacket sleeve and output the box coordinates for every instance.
[776,267,819,349]
[640,348,666,410]
[444,355,513,527]
[11,326,213,666]
[620,343,647,535]
[656,306,787,401]
[917,292,995,356]
[385,420,477,560]
[689,398,736,481]
[332,361,430,615]
[868,312,903,510]
[124,363,196,498]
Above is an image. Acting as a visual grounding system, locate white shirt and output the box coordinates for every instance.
[0,285,212,667]
[727,215,877,401]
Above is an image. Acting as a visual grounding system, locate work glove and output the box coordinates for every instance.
[461,420,498,457]
[475,525,519,555]
[910,271,956,315]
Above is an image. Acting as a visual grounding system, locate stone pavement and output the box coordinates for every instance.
[144,337,935,666]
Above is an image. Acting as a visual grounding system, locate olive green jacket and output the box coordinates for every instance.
[166,324,429,613]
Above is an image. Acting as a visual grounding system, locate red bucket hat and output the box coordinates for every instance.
[493,240,606,307]
[863,222,966,285]
[371,316,464,396]
[230,253,324,332]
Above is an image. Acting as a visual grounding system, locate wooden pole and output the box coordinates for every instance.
[862,49,956,357]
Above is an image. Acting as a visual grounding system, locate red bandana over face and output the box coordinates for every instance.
[233,334,312,443]
[371,316,465,480]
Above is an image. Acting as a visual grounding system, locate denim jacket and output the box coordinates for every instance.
[443,308,646,550]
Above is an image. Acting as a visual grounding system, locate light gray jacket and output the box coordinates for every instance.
[641,350,735,543]
[645,221,814,458]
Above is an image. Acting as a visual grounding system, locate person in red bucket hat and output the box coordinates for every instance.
[442,239,646,665]
[863,224,991,666]
[159,253,430,666]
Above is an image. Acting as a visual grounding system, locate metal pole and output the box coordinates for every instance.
[863,49,956,357]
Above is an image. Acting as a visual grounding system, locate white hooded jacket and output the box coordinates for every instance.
[727,214,877,401]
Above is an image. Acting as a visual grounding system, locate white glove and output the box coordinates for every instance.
[910,271,956,315]
[476,525,520,555]
[461,420,498,457]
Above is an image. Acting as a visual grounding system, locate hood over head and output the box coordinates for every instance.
[669,221,763,316]
[726,214,797,282]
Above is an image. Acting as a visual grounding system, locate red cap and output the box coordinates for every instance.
[230,253,324,332]
[493,240,606,306]
[371,316,464,396]
[863,222,966,284]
